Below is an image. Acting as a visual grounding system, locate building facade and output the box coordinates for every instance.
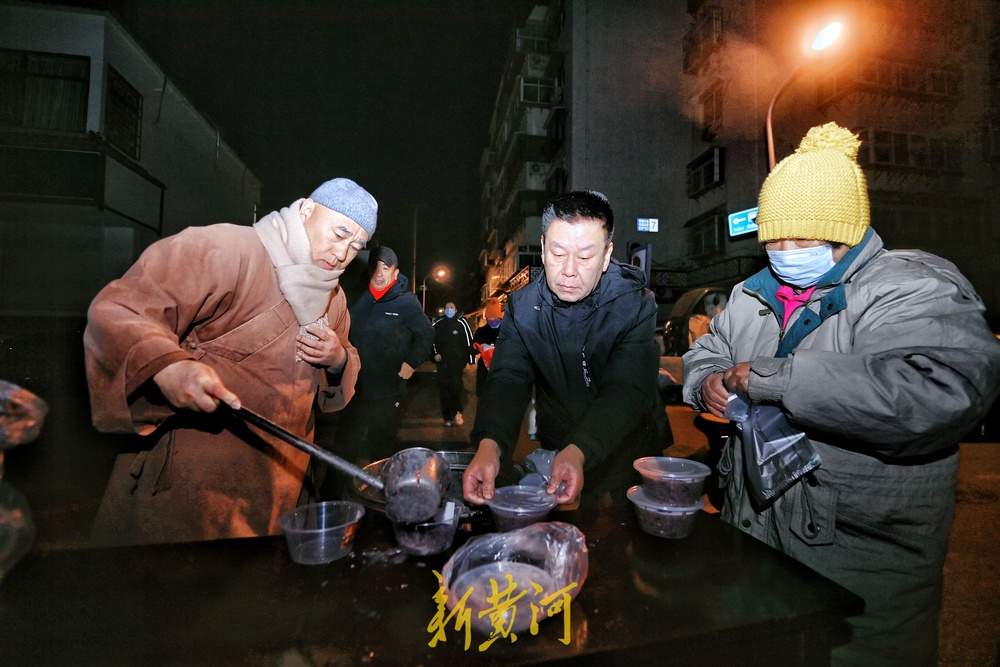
[481,1,999,327]
[681,0,998,325]
[0,4,261,316]
[478,5,552,307]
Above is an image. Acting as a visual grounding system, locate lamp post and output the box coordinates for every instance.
[420,266,449,313]
[766,20,846,171]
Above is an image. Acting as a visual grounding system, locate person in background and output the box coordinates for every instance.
[683,123,1000,666]
[334,246,433,473]
[463,190,667,507]
[84,178,374,545]
[432,302,474,426]
[472,298,503,396]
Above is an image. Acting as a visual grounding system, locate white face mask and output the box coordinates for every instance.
[766,243,836,288]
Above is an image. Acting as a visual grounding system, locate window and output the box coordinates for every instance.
[910,135,928,168]
[0,48,89,132]
[858,128,963,173]
[518,244,543,270]
[873,130,893,163]
[892,133,909,165]
[897,64,924,92]
[548,107,567,147]
[520,77,554,105]
[546,166,568,194]
[682,6,723,74]
[686,146,725,198]
[105,66,142,159]
[685,208,724,257]
[700,81,723,140]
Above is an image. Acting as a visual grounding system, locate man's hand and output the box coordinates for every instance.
[722,362,751,396]
[701,372,730,418]
[547,444,584,504]
[153,360,241,412]
[463,439,501,505]
[398,362,415,379]
[297,321,347,369]
[433,353,443,363]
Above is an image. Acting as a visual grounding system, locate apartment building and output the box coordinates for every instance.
[481,1,998,326]
[0,3,261,315]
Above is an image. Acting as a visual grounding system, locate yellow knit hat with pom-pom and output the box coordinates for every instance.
[757,122,870,247]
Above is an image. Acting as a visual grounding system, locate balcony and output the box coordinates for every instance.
[0,129,164,234]
[817,56,962,108]
[855,127,964,175]
[683,5,723,74]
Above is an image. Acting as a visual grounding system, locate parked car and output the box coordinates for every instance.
[657,286,729,404]
[661,287,730,357]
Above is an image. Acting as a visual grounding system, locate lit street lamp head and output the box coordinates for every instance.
[810,21,844,53]
[420,264,451,312]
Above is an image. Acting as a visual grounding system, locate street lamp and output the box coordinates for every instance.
[420,265,449,312]
[766,19,847,170]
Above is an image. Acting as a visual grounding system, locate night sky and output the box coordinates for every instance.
[72,0,540,308]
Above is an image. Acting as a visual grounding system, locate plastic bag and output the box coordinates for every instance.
[728,396,822,509]
[518,448,555,487]
[441,521,588,636]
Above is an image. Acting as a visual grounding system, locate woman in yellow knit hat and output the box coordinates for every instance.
[683,123,1000,666]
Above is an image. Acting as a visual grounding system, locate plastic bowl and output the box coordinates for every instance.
[633,456,710,506]
[487,485,558,531]
[627,485,702,539]
[390,501,461,556]
[279,501,365,565]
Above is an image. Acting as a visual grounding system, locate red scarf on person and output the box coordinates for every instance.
[775,285,816,331]
[369,278,396,301]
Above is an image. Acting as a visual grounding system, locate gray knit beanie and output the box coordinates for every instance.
[309,178,378,237]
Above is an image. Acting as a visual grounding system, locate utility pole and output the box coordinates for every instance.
[411,205,418,292]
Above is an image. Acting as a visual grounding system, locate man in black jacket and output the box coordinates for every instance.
[432,302,474,426]
[335,246,433,470]
[463,191,666,506]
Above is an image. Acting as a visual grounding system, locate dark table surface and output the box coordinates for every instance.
[2,501,862,666]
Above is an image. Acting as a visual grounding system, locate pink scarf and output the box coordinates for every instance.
[775,285,816,331]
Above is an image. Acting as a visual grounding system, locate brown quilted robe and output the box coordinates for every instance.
[84,224,359,546]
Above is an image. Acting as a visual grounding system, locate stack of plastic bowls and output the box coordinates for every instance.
[627,457,710,539]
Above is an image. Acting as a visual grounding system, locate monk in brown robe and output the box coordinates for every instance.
[84,178,377,545]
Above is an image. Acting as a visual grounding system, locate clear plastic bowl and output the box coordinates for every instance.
[279,501,365,565]
[390,501,461,556]
[487,485,558,531]
[627,485,703,539]
[632,456,710,506]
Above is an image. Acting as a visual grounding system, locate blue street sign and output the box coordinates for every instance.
[728,207,759,237]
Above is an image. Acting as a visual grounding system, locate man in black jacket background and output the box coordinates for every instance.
[432,302,474,426]
[334,246,433,473]
[463,191,667,506]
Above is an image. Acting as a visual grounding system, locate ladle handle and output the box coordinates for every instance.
[232,406,384,492]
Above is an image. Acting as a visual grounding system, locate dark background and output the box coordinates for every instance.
[49,0,540,309]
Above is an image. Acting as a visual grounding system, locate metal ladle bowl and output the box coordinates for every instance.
[382,447,450,524]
